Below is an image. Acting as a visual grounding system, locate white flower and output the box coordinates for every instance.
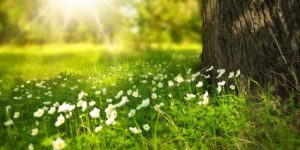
[53,102,60,107]
[115,91,124,99]
[129,127,142,134]
[152,87,157,92]
[228,72,235,78]
[218,81,226,86]
[204,74,210,79]
[196,81,203,88]
[168,94,173,98]
[106,99,112,103]
[216,69,226,78]
[27,94,32,99]
[28,143,34,150]
[95,90,101,95]
[154,103,164,111]
[132,90,139,98]
[78,91,88,100]
[4,120,14,126]
[206,66,214,72]
[151,93,157,99]
[31,128,38,136]
[217,86,222,93]
[95,125,103,133]
[58,103,75,113]
[43,106,49,111]
[33,109,44,118]
[90,108,100,119]
[48,107,56,115]
[168,81,174,87]
[236,70,241,77]
[128,109,136,118]
[55,114,65,127]
[43,101,51,105]
[66,112,73,119]
[229,85,235,90]
[157,82,163,88]
[136,99,150,110]
[175,75,184,83]
[198,91,209,105]
[13,112,20,119]
[127,89,133,96]
[143,124,150,131]
[115,96,129,108]
[89,101,96,107]
[52,138,66,150]
[184,93,196,101]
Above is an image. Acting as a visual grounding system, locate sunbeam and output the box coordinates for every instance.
[86,0,113,51]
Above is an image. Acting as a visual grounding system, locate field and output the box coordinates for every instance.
[0,45,299,149]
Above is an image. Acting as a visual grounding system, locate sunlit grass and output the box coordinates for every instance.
[0,45,299,149]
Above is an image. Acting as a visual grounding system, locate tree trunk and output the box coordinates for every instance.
[201,0,300,94]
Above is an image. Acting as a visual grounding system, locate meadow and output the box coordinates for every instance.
[0,45,299,150]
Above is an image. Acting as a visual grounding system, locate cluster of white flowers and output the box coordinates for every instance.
[184,93,196,101]
[105,104,117,125]
[198,91,209,105]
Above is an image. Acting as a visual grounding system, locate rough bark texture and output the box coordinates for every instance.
[201,0,300,94]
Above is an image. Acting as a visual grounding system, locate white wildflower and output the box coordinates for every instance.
[151,93,157,99]
[33,109,44,118]
[52,138,66,150]
[216,69,226,78]
[78,91,88,100]
[175,75,184,83]
[31,128,38,136]
[90,108,100,119]
[236,70,241,77]
[115,91,124,99]
[55,114,65,127]
[129,127,142,134]
[218,81,226,86]
[28,143,34,150]
[157,82,163,88]
[154,102,164,111]
[198,91,209,105]
[89,101,96,107]
[58,103,75,113]
[4,120,14,126]
[13,112,20,119]
[128,109,136,118]
[206,66,214,72]
[168,81,174,87]
[185,93,196,101]
[136,99,150,110]
[228,72,235,78]
[143,124,150,131]
[127,89,133,96]
[132,90,139,98]
[196,81,203,88]
[115,96,129,108]
[217,86,222,93]
[95,125,103,133]
[229,85,235,90]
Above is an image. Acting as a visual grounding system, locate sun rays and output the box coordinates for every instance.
[17,0,116,49]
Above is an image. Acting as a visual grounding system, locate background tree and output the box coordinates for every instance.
[201,0,300,95]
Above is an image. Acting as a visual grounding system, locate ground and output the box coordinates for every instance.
[0,44,299,149]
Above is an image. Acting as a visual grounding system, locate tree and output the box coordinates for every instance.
[201,0,300,95]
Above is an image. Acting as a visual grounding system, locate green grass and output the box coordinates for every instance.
[0,44,299,150]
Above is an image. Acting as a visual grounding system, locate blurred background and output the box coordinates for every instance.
[0,0,202,49]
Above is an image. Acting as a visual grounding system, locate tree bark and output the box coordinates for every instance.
[201,0,300,94]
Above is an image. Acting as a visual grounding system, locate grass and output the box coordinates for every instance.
[0,44,299,150]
